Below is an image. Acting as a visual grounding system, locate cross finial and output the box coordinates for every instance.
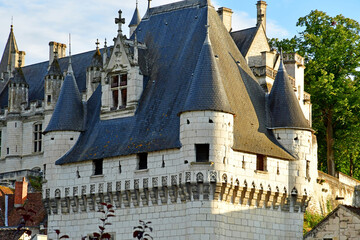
[10,16,13,31]
[95,39,100,50]
[115,10,126,34]
[104,38,107,48]
[136,0,138,8]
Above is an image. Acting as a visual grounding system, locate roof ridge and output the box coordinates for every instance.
[146,0,209,17]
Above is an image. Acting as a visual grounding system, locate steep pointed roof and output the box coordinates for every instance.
[44,60,84,133]
[0,25,18,74]
[181,33,233,114]
[47,57,62,76]
[268,57,310,130]
[9,66,27,86]
[129,5,141,27]
[230,26,257,57]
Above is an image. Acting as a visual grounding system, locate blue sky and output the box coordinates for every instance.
[0,0,359,65]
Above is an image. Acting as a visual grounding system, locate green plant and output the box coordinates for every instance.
[28,176,42,192]
[303,211,324,234]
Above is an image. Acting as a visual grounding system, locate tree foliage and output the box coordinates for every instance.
[270,10,360,177]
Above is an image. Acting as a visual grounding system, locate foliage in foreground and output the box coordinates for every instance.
[270,10,360,179]
[303,211,325,234]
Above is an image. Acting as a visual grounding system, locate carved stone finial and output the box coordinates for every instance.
[115,10,126,34]
[104,38,107,48]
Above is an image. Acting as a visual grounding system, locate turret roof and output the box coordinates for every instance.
[47,57,62,76]
[44,60,84,133]
[129,6,141,27]
[268,58,310,130]
[9,66,27,86]
[0,25,18,74]
[181,33,233,114]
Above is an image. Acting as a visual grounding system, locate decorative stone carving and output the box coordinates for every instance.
[185,172,191,182]
[222,174,228,183]
[162,176,168,186]
[46,189,50,199]
[196,172,204,183]
[152,177,158,187]
[73,186,78,196]
[143,178,149,188]
[99,183,104,193]
[65,188,70,197]
[134,179,139,189]
[107,182,112,192]
[90,184,95,194]
[209,171,217,182]
[171,175,177,186]
[55,189,61,198]
[125,180,130,190]
[82,186,87,195]
[116,181,121,191]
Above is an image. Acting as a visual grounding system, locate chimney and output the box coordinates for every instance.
[18,51,26,67]
[256,1,267,32]
[49,41,67,68]
[217,7,233,32]
[14,177,28,207]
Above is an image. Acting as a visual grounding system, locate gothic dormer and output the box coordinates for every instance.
[8,62,28,113]
[86,39,103,100]
[101,10,146,120]
[45,52,63,111]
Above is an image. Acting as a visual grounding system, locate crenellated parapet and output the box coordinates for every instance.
[43,170,309,215]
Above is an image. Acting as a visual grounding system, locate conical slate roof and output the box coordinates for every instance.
[44,63,84,133]
[0,26,18,74]
[181,34,233,114]
[268,58,310,130]
[129,6,141,27]
[47,57,62,76]
[9,67,28,86]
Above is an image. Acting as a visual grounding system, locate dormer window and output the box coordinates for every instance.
[111,74,127,110]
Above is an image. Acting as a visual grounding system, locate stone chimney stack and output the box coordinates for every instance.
[49,41,67,68]
[217,7,233,32]
[256,1,267,32]
[14,177,28,207]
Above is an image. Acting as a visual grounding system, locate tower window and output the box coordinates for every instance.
[34,123,42,153]
[111,74,127,110]
[256,154,267,171]
[0,130,2,157]
[47,95,51,103]
[195,144,209,162]
[93,159,103,175]
[137,153,148,170]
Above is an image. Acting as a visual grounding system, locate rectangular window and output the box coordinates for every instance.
[137,153,148,170]
[111,74,127,110]
[93,159,103,175]
[47,95,51,103]
[256,154,267,171]
[34,123,42,153]
[195,144,209,162]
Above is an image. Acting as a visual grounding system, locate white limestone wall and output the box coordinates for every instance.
[47,200,304,240]
[0,126,6,159]
[180,111,233,164]
[6,120,23,157]
[246,29,270,67]
[273,129,317,195]
[43,132,80,184]
[127,66,143,108]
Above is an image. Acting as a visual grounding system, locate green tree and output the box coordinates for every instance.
[270,10,360,177]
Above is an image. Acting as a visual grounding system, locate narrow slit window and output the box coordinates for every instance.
[195,144,209,162]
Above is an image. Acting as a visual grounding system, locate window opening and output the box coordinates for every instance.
[34,123,42,152]
[111,74,127,110]
[47,95,51,103]
[195,144,209,162]
[93,159,103,175]
[256,154,267,171]
[0,130,2,156]
[137,153,148,170]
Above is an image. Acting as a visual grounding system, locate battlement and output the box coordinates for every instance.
[0,100,44,120]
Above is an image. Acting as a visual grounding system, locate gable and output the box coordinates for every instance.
[246,26,270,66]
